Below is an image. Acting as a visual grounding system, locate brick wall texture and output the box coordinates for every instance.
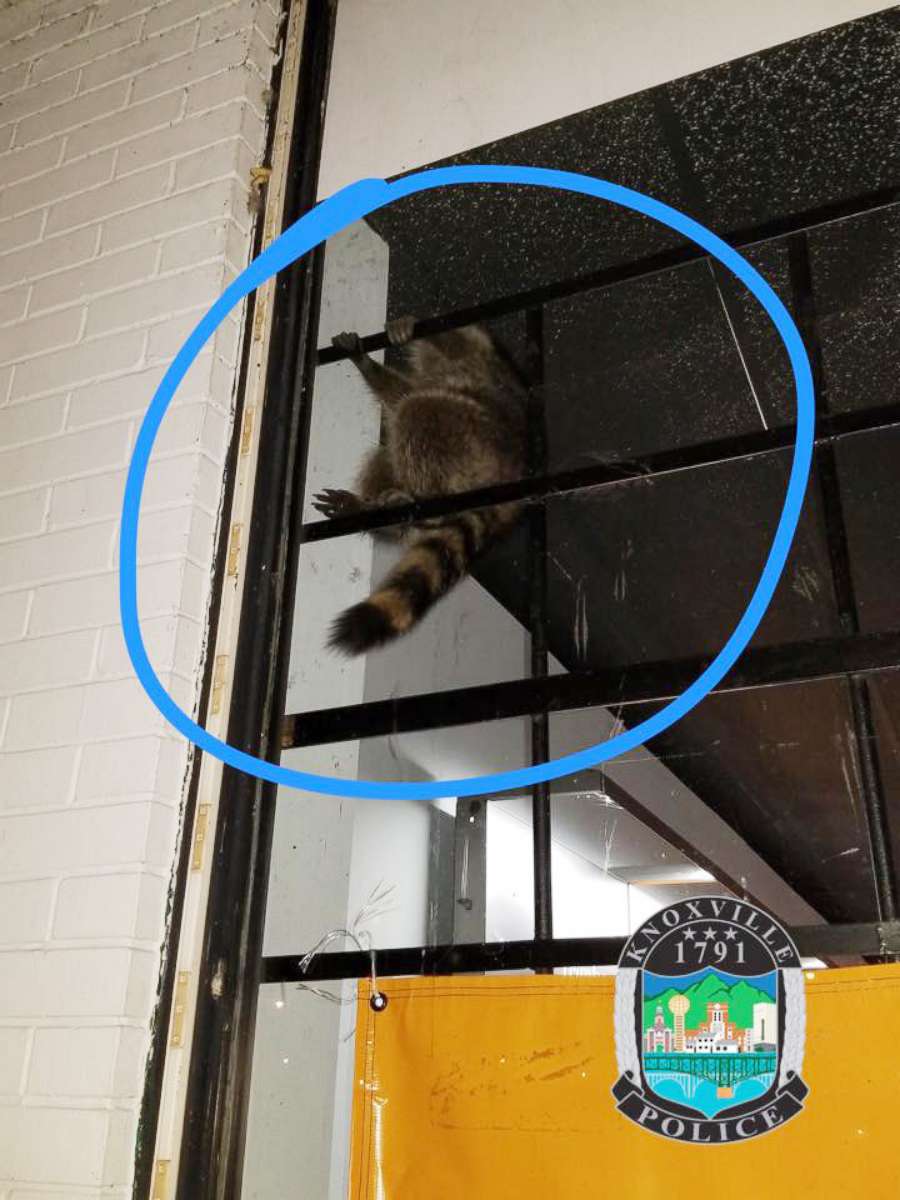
[0,2,280,1194]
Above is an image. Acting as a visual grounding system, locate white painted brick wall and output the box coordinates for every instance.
[0,1,281,1194]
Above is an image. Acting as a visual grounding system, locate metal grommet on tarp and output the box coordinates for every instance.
[297,926,387,1012]
[294,884,394,1019]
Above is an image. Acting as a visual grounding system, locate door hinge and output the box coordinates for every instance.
[211,655,228,715]
[191,804,210,872]
[226,523,242,577]
[170,972,190,1048]
[152,1159,170,1200]
[240,405,256,455]
[253,289,267,341]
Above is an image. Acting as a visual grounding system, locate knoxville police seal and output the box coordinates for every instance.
[612,896,808,1144]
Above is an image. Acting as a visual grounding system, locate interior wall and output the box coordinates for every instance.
[485,803,664,943]
[318,0,888,197]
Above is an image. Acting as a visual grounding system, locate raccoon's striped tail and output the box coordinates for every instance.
[328,503,519,656]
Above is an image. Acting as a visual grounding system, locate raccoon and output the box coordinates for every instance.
[313,317,528,655]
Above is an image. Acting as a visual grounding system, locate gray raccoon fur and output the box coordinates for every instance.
[313,318,527,655]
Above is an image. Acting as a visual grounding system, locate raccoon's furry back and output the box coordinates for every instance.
[328,502,518,655]
[327,322,527,656]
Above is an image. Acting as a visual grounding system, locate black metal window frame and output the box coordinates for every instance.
[276,179,900,955]
[166,2,900,1194]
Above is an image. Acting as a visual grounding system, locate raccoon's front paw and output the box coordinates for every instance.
[312,488,362,519]
[385,315,416,347]
[332,331,363,358]
[376,488,415,507]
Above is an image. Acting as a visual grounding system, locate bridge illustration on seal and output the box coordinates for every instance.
[644,1051,777,1096]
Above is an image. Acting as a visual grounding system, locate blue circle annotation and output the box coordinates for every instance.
[119,165,814,800]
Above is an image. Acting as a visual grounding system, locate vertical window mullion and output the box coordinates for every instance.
[526,306,553,958]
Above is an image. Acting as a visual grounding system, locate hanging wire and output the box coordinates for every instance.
[294,882,396,1019]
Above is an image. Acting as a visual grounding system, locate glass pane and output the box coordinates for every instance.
[551,691,879,925]
[292,227,533,707]
[263,717,531,959]
[244,983,355,1200]
[241,5,898,1196]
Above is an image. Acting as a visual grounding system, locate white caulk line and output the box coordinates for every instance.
[706,259,768,430]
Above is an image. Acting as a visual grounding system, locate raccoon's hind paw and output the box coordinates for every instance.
[312,488,361,519]
[385,315,416,347]
[332,330,364,358]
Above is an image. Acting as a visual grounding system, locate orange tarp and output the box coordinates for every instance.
[350,965,900,1198]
